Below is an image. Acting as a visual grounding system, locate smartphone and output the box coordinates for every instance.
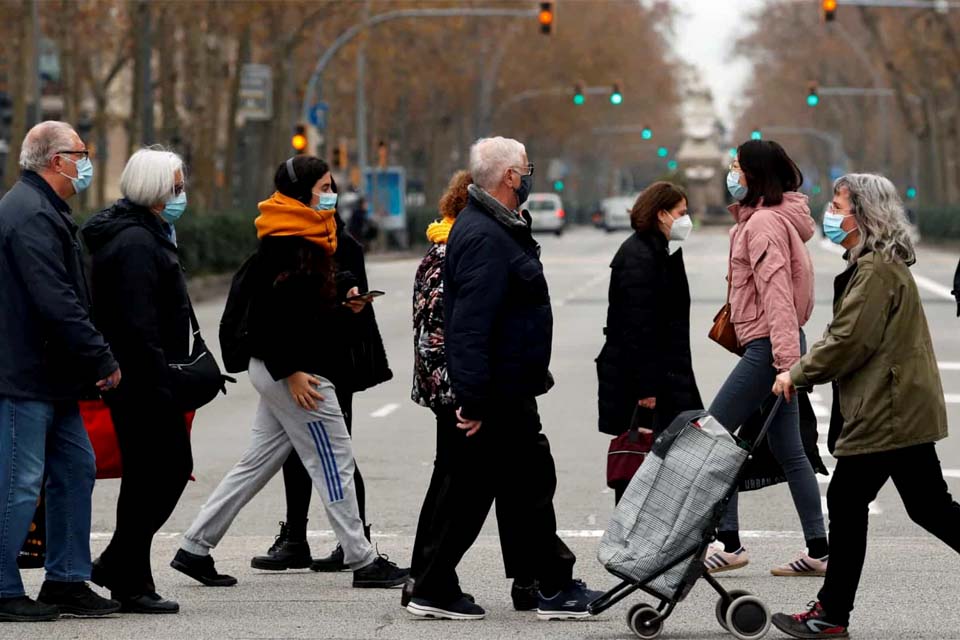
[345,290,385,302]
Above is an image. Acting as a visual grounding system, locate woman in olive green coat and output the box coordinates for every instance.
[771,173,959,640]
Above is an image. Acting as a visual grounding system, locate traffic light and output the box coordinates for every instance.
[657,146,668,158]
[729,147,738,158]
[751,128,762,141]
[553,179,565,192]
[906,186,917,200]
[667,160,678,171]
[641,126,653,140]
[538,2,554,35]
[573,83,585,106]
[291,124,308,154]
[807,82,820,107]
[823,0,837,22]
[610,83,623,105]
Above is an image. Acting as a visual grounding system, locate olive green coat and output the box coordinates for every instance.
[791,252,947,457]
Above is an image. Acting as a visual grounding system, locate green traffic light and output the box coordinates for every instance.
[807,93,820,107]
[729,147,737,158]
[751,130,762,140]
[667,160,678,171]
[641,128,652,140]
[553,180,565,192]
[573,93,585,106]
[610,92,623,105]
[906,187,917,199]
[657,146,668,158]
[812,185,822,195]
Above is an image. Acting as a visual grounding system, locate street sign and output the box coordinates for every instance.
[239,64,273,121]
[363,167,407,232]
[308,102,329,130]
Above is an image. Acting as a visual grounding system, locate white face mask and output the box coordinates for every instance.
[668,214,693,242]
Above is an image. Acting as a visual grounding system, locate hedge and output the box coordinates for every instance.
[917,207,960,240]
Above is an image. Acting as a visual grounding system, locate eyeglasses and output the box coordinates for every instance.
[173,182,186,196]
[57,149,90,159]
[728,161,741,172]
[511,163,535,177]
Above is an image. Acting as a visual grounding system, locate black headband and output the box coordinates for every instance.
[285,157,298,183]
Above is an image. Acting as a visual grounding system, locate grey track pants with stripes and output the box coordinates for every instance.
[181,358,376,569]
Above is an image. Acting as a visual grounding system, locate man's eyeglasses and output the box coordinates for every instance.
[511,163,535,177]
[57,150,90,160]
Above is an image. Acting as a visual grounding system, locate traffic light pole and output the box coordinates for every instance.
[759,125,851,178]
[491,85,618,120]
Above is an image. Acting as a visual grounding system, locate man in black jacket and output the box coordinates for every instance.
[0,122,122,621]
[406,137,601,622]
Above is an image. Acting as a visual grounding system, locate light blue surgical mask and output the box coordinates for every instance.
[314,192,338,210]
[161,191,188,225]
[823,210,856,245]
[726,170,748,201]
[59,155,94,194]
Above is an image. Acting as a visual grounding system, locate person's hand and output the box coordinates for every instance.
[772,371,795,402]
[96,367,122,392]
[343,286,370,314]
[638,397,656,409]
[287,372,325,411]
[456,407,482,437]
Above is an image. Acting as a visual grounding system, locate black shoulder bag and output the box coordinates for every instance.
[168,302,236,411]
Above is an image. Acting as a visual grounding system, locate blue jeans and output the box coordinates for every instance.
[708,336,826,542]
[0,396,96,597]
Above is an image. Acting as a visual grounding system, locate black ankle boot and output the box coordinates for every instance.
[251,521,312,571]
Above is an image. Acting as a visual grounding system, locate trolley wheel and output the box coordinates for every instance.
[715,590,751,631]
[627,603,663,640]
[725,595,771,640]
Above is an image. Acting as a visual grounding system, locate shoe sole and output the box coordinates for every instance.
[169,560,237,587]
[406,602,485,620]
[770,568,826,577]
[250,558,312,571]
[706,559,749,574]
[309,564,349,573]
[536,610,592,621]
[0,612,59,622]
[353,578,408,589]
[58,610,122,618]
[118,606,180,615]
[772,616,849,639]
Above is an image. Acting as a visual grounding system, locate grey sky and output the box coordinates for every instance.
[670,0,766,127]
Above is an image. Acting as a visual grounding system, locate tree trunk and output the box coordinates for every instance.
[222,22,251,211]
[2,1,27,191]
[157,3,181,148]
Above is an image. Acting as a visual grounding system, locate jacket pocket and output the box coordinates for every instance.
[509,253,549,304]
[729,263,759,323]
[838,388,864,422]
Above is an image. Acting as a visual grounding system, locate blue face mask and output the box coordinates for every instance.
[161,191,188,225]
[314,192,338,210]
[823,211,855,245]
[59,155,94,194]
[726,170,748,201]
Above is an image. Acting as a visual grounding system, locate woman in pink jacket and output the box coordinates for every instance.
[704,140,829,577]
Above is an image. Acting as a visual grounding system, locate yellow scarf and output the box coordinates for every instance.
[255,192,337,255]
[426,216,455,244]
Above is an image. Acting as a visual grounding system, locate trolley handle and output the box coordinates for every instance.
[747,387,806,455]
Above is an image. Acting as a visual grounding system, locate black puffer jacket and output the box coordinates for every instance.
[444,186,553,421]
[0,171,116,401]
[81,199,191,404]
[596,230,702,435]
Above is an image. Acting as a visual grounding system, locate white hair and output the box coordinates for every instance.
[19,121,79,172]
[834,173,916,266]
[469,137,526,190]
[120,147,184,207]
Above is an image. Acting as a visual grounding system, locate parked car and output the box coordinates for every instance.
[601,195,635,232]
[522,192,566,236]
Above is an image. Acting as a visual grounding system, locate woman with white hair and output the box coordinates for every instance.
[771,173,960,639]
[79,148,194,614]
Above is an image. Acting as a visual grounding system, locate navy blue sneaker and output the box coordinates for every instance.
[407,596,485,620]
[536,579,603,620]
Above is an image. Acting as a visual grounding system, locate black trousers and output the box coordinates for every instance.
[819,443,960,626]
[411,398,576,603]
[410,407,534,585]
[99,394,193,596]
[281,390,365,527]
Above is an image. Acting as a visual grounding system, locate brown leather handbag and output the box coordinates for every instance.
[709,244,744,356]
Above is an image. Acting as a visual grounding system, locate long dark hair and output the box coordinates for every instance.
[630,181,687,232]
[737,140,803,208]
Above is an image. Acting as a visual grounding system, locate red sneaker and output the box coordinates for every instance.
[772,601,849,639]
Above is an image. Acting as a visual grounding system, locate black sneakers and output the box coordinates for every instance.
[251,522,312,571]
[36,581,120,618]
[407,596,486,620]
[170,549,238,587]
[511,580,539,611]
[352,555,410,588]
[0,596,59,622]
[536,579,603,621]
[310,544,347,572]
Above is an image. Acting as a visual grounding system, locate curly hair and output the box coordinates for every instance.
[834,173,916,266]
[438,170,473,219]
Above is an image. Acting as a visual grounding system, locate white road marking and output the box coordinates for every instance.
[809,392,824,403]
[370,403,400,418]
[587,514,597,526]
[811,403,830,418]
[556,270,608,307]
[944,395,960,404]
[938,362,960,371]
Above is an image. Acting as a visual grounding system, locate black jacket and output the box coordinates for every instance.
[444,186,553,421]
[0,171,116,401]
[81,199,191,404]
[596,230,702,436]
[247,236,357,386]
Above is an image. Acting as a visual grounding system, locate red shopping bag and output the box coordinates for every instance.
[79,399,195,480]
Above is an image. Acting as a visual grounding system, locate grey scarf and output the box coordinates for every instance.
[468,184,528,230]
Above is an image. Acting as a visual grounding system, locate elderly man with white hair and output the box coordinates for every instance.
[79,147,195,614]
[405,137,602,622]
[0,121,122,621]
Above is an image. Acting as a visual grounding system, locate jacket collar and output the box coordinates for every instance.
[21,170,72,217]
[467,184,528,231]
[115,199,179,252]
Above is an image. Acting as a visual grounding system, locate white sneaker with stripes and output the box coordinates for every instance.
[703,544,749,574]
[770,552,828,577]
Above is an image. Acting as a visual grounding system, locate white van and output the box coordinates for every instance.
[522,193,566,236]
